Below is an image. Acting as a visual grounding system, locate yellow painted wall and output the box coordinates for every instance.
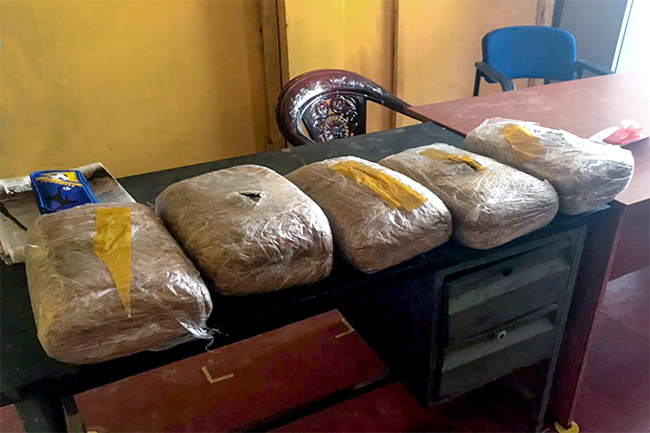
[282,0,543,130]
[396,0,540,126]
[1,0,270,178]
[283,0,394,133]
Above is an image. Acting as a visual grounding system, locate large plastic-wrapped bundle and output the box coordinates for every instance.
[156,165,333,295]
[380,143,559,249]
[285,156,452,273]
[26,203,213,364]
[464,118,634,215]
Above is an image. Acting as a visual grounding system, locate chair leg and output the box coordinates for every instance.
[473,70,481,96]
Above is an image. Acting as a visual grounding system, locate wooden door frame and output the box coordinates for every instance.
[260,0,289,150]
[390,0,400,129]
[528,0,556,87]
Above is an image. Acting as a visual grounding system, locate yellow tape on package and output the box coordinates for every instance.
[502,124,544,161]
[419,148,486,171]
[330,160,427,212]
[94,207,132,317]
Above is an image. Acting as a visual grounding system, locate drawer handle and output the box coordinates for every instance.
[496,330,508,340]
[501,268,514,276]
[202,367,235,384]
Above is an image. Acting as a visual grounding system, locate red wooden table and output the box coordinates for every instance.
[407,72,650,427]
[407,72,649,215]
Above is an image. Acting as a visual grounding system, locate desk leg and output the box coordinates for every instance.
[547,205,623,426]
[14,394,66,433]
[609,201,650,280]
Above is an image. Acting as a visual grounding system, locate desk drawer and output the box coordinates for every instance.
[439,305,557,399]
[74,310,388,432]
[447,242,571,344]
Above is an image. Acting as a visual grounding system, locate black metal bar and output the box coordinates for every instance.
[15,394,66,433]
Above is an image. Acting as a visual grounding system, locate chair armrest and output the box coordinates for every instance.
[475,62,516,92]
[576,59,613,78]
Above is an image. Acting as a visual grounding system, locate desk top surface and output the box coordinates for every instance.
[408,72,650,207]
[0,123,599,406]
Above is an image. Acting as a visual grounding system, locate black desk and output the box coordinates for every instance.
[0,123,610,431]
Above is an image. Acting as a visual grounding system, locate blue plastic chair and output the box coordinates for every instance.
[474,26,613,96]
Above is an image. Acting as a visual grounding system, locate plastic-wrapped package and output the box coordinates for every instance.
[156,165,333,295]
[464,118,634,215]
[26,203,213,364]
[285,156,452,273]
[380,143,559,249]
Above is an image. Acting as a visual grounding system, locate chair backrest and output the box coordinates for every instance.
[276,69,412,146]
[482,26,577,81]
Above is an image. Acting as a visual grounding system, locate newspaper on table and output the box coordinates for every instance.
[0,163,135,265]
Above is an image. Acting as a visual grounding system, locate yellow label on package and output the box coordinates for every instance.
[94,207,132,317]
[330,160,427,211]
[34,171,82,188]
[419,148,486,171]
[502,124,544,161]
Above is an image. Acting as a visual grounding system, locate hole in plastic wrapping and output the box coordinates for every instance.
[239,191,263,202]
[226,190,266,207]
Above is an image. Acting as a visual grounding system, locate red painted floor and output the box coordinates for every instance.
[277,267,650,433]
[572,267,650,433]
[274,383,430,433]
[0,405,25,433]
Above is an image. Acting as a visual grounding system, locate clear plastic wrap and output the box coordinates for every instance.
[464,118,635,215]
[25,203,213,364]
[155,165,333,295]
[285,156,452,273]
[380,143,559,249]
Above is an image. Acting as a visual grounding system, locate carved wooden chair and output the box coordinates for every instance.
[276,69,425,146]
